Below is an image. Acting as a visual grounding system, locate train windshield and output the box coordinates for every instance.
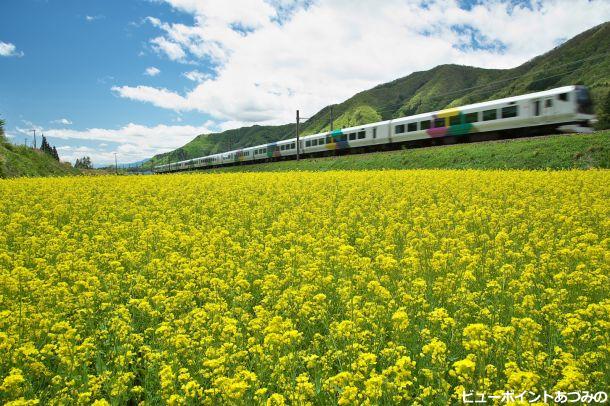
[576,86,593,114]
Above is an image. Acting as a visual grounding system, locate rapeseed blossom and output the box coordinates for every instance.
[0,169,608,404]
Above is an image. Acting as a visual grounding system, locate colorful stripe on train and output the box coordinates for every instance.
[427,108,477,138]
[325,129,350,151]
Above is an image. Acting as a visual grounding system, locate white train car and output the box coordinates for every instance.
[154,85,595,173]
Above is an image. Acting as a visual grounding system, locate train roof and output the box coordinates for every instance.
[390,85,577,123]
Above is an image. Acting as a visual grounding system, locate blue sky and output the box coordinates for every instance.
[1,0,608,164]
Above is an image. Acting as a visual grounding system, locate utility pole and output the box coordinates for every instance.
[296,110,300,161]
[295,110,310,162]
[114,153,118,175]
[330,105,334,131]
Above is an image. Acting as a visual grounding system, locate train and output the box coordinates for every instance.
[154,85,595,173]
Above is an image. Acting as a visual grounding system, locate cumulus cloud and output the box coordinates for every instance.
[51,118,73,125]
[0,41,24,57]
[150,36,187,61]
[43,122,214,164]
[183,70,209,83]
[115,0,610,127]
[145,66,161,76]
[112,85,191,110]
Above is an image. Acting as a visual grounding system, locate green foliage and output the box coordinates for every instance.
[74,156,93,169]
[152,22,610,165]
[39,135,60,161]
[303,105,382,135]
[597,91,610,130]
[0,142,80,178]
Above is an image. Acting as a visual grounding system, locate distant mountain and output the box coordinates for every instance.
[150,22,610,166]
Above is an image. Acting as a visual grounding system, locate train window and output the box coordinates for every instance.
[291,143,296,149]
[373,128,377,138]
[545,99,553,108]
[358,131,366,139]
[420,120,431,130]
[407,123,417,132]
[349,133,356,141]
[465,112,478,123]
[326,135,332,143]
[558,93,568,101]
[502,105,518,118]
[306,140,311,147]
[449,115,461,126]
[483,109,497,121]
[319,138,325,145]
[434,118,445,128]
[312,139,317,146]
[395,124,405,134]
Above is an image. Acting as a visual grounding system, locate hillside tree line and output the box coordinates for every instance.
[39,135,60,161]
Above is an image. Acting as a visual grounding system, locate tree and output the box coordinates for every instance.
[39,135,60,160]
[74,156,92,169]
[40,135,51,154]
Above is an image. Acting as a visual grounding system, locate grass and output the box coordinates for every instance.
[0,142,80,178]
[207,131,610,173]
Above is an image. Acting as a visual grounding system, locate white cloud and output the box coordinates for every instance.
[150,36,187,61]
[0,41,24,57]
[51,118,73,125]
[112,85,191,110]
[183,70,209,83]
[85,15,104,22]
[145,66,161,76]
[116,0,610,127]
[42,122,214,164]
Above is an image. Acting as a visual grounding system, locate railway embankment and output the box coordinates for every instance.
[208,131,610,173]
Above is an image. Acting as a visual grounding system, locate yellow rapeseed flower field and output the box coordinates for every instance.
[0,170,608,405]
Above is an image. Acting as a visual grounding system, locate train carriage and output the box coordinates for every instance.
[155,85,595,173]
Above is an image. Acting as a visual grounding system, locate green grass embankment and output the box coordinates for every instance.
[210,131,609,173]
[0,142,79,178]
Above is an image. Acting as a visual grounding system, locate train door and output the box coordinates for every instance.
[543,97,555,120]
[531,99,542,126]
[533,100,541,117]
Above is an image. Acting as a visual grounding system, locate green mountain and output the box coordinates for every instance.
[149,22,610,166]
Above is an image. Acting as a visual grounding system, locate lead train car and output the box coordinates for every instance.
[154,85,594,173]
